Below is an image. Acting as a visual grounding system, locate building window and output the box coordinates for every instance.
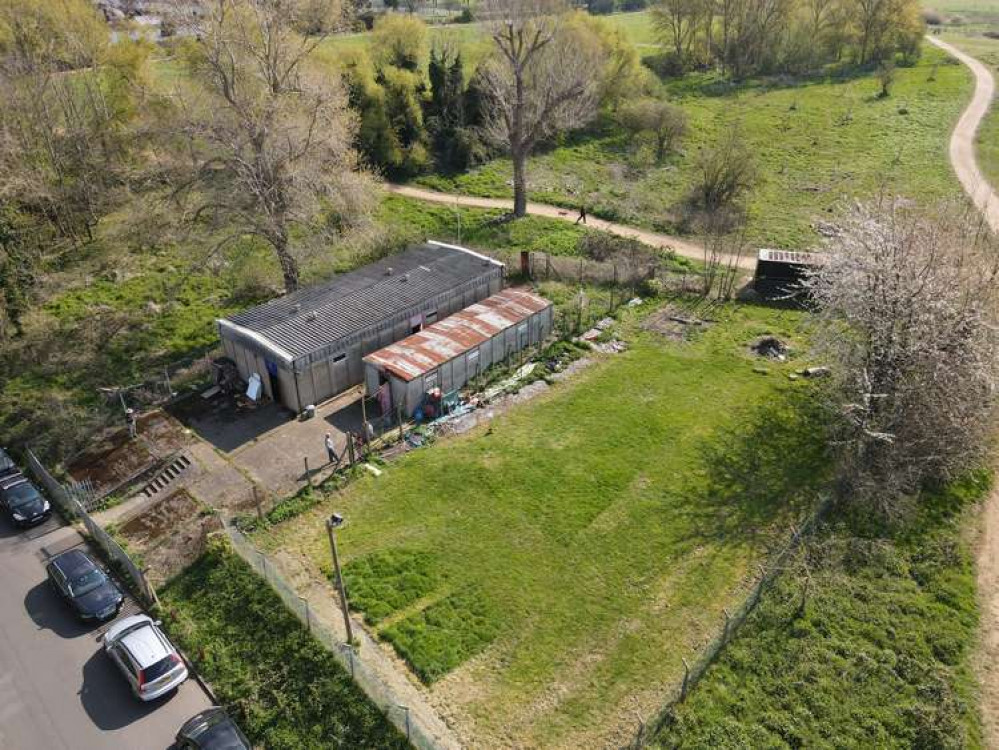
[332,353,346,363]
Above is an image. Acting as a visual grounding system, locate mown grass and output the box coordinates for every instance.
[160,540,408,750]
[258,301,830,748]
[656,471,990,749]
[416,45,971,249]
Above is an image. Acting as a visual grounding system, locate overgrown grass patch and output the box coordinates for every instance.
[343,548,441,625]
[655,471,990,749]
[381,586,503,684]
[160,541,408,750]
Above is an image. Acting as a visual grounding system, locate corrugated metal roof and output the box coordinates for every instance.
[364,288,552,382]
[220,242,504,364]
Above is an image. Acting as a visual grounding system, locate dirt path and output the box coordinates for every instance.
[385,183,757,271]
[927,35,999,746]
[926,36,999,232]
[976,475,999,748]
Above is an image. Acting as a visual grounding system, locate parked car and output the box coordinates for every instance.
[0,477,51,527]
[175,707,251,750]
[0,447,17,479]
[103,614,189,701]
[46,548,124,622]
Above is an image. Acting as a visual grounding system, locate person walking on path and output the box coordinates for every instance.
[575,203,587,225]
[325,433,339,467]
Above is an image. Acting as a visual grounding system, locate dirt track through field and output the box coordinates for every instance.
[926,36,999,232]
[928,34,999,747]
[385,183,757,270]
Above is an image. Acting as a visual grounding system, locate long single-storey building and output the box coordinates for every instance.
[217,241,505,413]
[363,287,554,418]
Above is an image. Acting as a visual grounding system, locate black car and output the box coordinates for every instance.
[175,708,251,750]
[0,477,51,527]
[0,447,17,480]
[46,548,124,622]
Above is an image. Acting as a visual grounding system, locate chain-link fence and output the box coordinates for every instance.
[629,494,834,747]
[223,524,455,750]
[25,449,158,608]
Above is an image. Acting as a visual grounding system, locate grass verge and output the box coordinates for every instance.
[160,539,408,750]
[655,471,990,749]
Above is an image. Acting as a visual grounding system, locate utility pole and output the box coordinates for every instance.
[326,514,354,644]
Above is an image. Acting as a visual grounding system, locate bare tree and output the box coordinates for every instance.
[173,0,370,292]
[652,0,705,60]
[807,199,999,515]
[478,0,603,218]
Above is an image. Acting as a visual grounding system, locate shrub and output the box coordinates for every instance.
[921,8,943,24]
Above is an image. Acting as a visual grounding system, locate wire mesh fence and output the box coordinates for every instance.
[223,523,452,750]
[25,449,158,608]
[629,494,834,748]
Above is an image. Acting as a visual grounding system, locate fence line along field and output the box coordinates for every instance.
[256,301,830,749]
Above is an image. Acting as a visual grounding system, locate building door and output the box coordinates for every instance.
[265,359,281,403]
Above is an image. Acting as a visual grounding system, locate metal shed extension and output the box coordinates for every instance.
[217,241,505,413]
[363,288,554,417]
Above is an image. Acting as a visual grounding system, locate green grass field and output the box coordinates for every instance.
[257,301,830,748]
[655,472,989,749]
[160,540,408,750]
[417,44,971,249]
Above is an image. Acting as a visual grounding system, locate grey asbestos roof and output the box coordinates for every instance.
[219,242,504,365]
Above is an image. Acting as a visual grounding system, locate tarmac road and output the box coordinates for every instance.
[0,514,211,750]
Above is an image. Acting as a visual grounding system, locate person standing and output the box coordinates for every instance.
[324,433,338,465]
[575,203,587,225]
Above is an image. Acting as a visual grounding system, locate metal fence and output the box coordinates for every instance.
[223,524,454,750]
[25,449,158,608]
[630,494,834,747]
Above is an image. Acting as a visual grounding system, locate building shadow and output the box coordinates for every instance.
[169,395,294,454]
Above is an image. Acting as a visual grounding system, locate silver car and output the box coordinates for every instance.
[103,614,189,701]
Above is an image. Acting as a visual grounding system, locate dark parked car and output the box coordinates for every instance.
[0,477,51,527]
[176,708,251,750]
[46,548,124,622]
[0,447,17,479]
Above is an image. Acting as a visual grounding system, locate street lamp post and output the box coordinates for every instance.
[326,513,354,644]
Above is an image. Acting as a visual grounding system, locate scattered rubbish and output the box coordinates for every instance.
[200,385,221,400]
[595,317,615,331]
[627,297,644,307]
[753,366,769,375]
[802,366,831,378]
[788,373,800,381]
[580,328,602,342]
[363,463,383,477]
[590,339,628,354]
[752,336,789,361]
[246,373,262,401]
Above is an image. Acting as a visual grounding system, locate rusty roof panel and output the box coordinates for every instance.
[364,288,552,382]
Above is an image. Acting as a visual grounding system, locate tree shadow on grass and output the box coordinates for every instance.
[678,386,833,548]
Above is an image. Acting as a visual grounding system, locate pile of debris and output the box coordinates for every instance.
[642,306,712,341]
[578,317,628,354]
[752,336,789,361]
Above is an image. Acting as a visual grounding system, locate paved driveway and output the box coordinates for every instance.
[0,515,212,750]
